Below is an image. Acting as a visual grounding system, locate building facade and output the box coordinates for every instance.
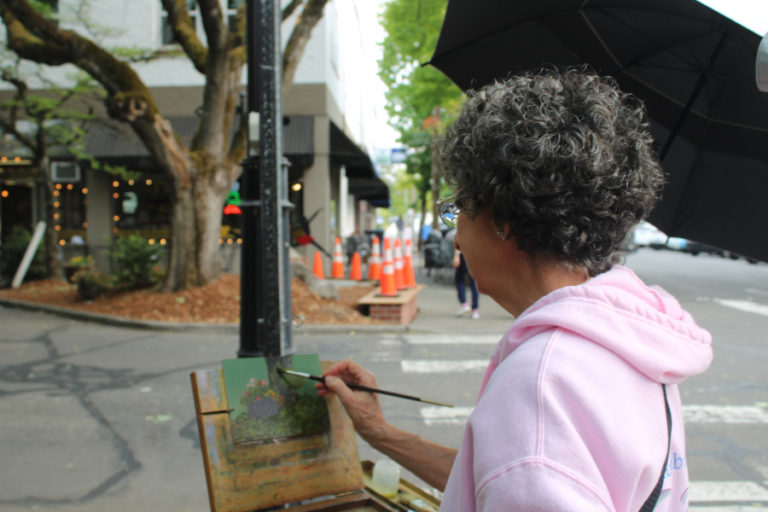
[0,0,390,269]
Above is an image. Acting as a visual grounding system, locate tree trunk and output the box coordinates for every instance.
[35,158,60,279]
[417,192,427,251]
[164,164,231,292]
[430,133,440,229]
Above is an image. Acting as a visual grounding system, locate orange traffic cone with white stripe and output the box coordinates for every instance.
[349,251,363,280]
[378,238,398,296]
[368,235,381,280]
[403,236,416,288]
[393,238,406,290]
[312,251,325,279]
[331,236,345,279]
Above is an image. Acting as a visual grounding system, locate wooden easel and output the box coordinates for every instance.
[191,363,440,511]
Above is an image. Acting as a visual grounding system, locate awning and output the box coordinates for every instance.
[330,122,390,207]
[82,115,389,206]
[84,115,315,169]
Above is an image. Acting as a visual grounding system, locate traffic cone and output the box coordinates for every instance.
[331,236,345,279]
[378,238,398,296]
[349,251,363,280]
[393,238,406,290]
[403,236,416,288]
[312,251,325,280]
[368,235,381,280]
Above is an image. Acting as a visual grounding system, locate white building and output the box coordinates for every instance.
[0,0,390,266]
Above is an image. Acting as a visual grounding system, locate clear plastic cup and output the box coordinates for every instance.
[371,458,400,498]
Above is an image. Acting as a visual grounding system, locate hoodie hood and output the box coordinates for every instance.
[496,265,712,384]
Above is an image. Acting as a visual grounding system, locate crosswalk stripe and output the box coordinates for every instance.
[401,360,488,373]
[689,481,768,502]
[419,405,768,426]
[405,334,500,345]
[684,405,768,424]
[689,508,768,511]
[714,298,768,317]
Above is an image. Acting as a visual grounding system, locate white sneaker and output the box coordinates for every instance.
[471,310,480,320]
[455,303,471,316]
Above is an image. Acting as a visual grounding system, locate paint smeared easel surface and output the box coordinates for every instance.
[222,355,330,445]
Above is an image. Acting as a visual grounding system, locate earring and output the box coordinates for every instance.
[496,230,507,240]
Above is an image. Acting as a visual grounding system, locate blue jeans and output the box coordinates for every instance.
[455,254,479,309]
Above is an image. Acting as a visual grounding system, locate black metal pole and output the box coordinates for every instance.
[238,0,291,358]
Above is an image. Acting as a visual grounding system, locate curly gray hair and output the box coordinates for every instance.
[439,67,664,276]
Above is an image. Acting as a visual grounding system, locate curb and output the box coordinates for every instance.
[0,298,415,335]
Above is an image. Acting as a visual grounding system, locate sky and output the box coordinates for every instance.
[697,0,768,35]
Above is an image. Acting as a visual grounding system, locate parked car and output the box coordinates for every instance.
[632,221,668,249]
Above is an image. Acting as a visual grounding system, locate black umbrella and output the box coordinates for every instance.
[428,0,768,262]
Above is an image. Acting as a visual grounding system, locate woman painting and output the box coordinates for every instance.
[317,68,712,511]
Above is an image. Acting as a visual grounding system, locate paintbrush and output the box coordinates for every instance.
[276,366,453,408]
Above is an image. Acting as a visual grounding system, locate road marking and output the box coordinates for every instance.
[420,406,473,426]
[689,481,768,502]
[405,334,500,345]
[401,360,488,374]
[684,405,768,424]
[714,298,768,317]
[690,508,768,511]
[419,405,768,426]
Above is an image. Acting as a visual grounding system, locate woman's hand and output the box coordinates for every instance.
[316,360,388,443]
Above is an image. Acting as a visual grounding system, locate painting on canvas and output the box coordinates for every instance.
[222,354,331,445]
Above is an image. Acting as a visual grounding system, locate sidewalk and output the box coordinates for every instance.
[0,263,514,336]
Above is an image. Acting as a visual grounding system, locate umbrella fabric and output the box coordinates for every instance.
[429,0,768,262]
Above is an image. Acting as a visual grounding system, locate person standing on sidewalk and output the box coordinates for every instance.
[452,247,479,319]
[317,67,712,511]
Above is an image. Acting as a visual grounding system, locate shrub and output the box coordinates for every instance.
[110,235,162,289]
[76,271,113,301]
[0,226,47,284]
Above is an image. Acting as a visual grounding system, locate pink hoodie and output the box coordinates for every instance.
[440,265,712,511]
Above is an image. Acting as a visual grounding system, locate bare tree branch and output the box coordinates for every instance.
[282,0,304,21]
[282,0,330,89]
[159,0,208,73]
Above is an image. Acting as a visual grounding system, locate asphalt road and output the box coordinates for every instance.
[1,248,767,511]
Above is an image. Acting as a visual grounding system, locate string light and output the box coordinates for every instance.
[113,192,119,199]
[54,201,60,208]
[159,238,167,245]
[1,190,8,198]
[58,239,66,246]
[145,179,152,186]
[81,188,88,194]
[237,238,243,244]
[53,190,60,197]
[148,239,155,245]
[113,215,120,222]
[112,180,119,188]
[54,225,61,231]
[128,179,135,186]
[66,183,74,190]
[55,183,62,190]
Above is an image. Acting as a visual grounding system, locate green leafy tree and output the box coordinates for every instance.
[378,0,462,238]
[1,0,331,291]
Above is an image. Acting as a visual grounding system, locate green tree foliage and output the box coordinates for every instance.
[378,0,462,235]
